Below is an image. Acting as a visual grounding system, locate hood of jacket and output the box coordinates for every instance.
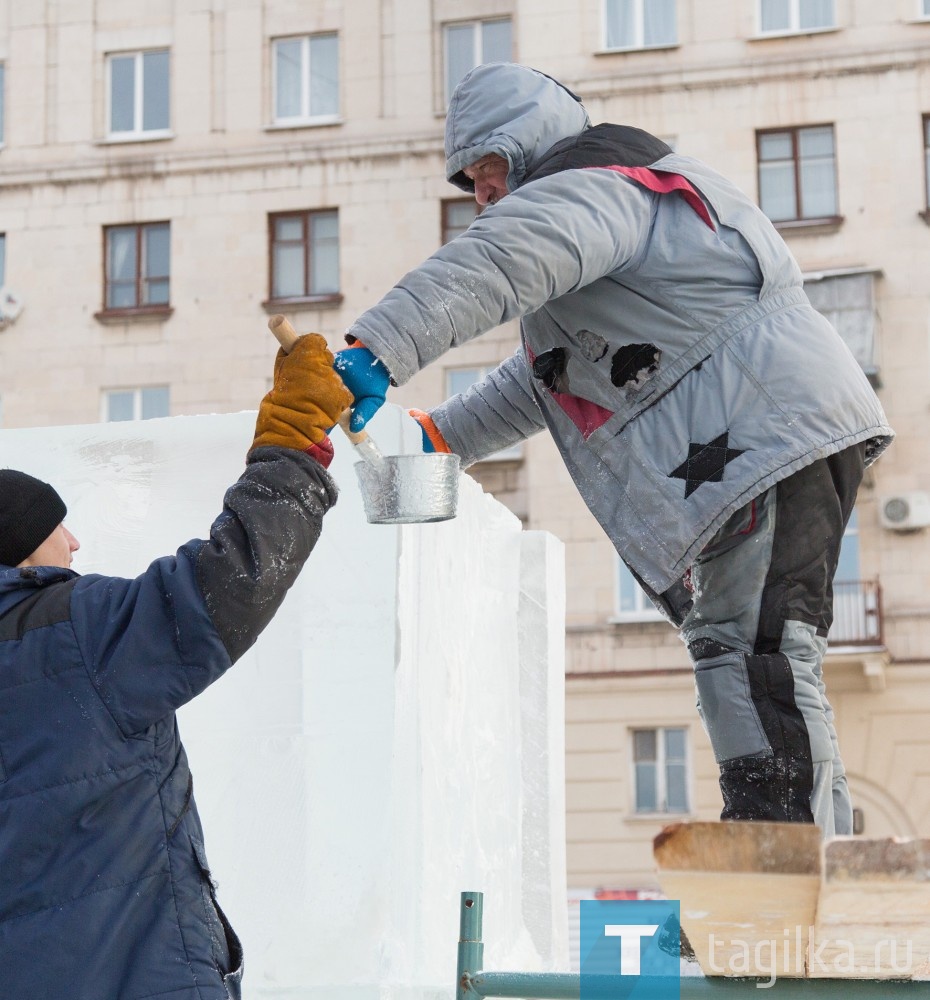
[445,63,591,194]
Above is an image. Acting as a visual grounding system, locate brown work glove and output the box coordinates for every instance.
[251,333,353,468]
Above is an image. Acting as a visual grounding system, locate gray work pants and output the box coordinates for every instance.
[675,445,865,838]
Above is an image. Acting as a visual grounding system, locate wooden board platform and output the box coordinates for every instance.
[654,822,930,981]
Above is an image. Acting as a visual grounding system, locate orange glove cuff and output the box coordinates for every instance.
[409,409,452,454]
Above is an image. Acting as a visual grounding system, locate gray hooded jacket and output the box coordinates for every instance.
[347,63,892,595]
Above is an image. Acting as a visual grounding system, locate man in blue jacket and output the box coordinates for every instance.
[334,62,893,838]
[0,333,352,1000]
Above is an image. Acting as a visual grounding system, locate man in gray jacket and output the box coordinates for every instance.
[334,62,892,837]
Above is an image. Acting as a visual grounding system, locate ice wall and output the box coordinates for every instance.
[0,406,567,999]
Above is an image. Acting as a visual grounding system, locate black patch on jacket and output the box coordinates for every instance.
[611,343,661,389]
[0,578,78,642]
[522,123,673,185]
[532,348,570,394]
[668,431,746,499]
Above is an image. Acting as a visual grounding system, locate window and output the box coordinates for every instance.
[107,50,170,139]
[442,199,478,244]
[269,210,340,302]
[923,115,930,213]
[804,268,881,384]
[923,0,930,18]
[604,0,677,51]
[614,558,663,620]
[830,509,881,645]
[103,386,170,422]
[758,0,834,34]
[273,34,339,124]
[757,125,838,223]
[0,63,5,145]
[444,18,512,103]
[445,366,523,460]
[632,727,689,814]
[103,222,171,312]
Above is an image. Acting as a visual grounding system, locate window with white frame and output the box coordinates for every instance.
[444,18,512,104]
[632,727,689,814]
[604,0,677,51]
[921,0,930,17]
[107,50,170,139]
[757,125,838,223]
[269,209,340,301]
[273,34,339,124]
[445,366,523,460]
[758,0,834,34]
[103,222,170,311]
[614,556,663,621]
[804,268,880,383]
[103,386,170,422]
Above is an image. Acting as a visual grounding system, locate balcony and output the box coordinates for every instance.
[827,579,888,691]
[830,579,883,647]
[564,579,887,685]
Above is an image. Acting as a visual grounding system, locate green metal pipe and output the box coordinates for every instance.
[456,892,485,1000]
[466,970,930,998]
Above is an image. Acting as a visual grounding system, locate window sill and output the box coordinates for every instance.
[95,305,174,324]
[264,117,343,132]
[772,215,844,236]
[608,613,665,625]
[473,448,524,465]
[750,26,840,41]
[97,131,175,146]
[595,42,679,56]
[262,294,344,312]
[626,811,694,823]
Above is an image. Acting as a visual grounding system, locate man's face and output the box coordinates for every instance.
[19,523,80,570]
[463,154,510,207]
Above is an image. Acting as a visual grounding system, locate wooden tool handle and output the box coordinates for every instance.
[267,314,369,445]
[268,313,301,354]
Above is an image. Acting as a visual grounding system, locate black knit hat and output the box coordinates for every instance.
[0,470,68,567]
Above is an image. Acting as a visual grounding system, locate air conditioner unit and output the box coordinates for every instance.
[0,287,24,329]
[880,492,930,531]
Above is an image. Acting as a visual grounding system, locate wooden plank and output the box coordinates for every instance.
[810,837,930,980]
[654,822,822,979]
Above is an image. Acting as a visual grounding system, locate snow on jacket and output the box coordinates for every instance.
[0,447,337,1000]
[348,63,892,596]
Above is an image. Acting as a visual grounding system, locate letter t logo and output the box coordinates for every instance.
[605,924,660,975]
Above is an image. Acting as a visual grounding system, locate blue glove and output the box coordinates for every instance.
[334,345,391,432]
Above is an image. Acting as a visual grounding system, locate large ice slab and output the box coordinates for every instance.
[0,405,567,998]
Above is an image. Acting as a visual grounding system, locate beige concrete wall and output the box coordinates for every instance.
[1,0,929,891]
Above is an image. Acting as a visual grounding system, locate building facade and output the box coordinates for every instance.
[1,0,929,896]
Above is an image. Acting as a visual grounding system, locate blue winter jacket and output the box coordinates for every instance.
[0,447,337,1000]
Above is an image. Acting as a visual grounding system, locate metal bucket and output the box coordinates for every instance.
[354,453,461,524]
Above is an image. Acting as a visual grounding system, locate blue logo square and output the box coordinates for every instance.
[580,899,680,999]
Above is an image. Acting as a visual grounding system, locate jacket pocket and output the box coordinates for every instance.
[190,834,244,988]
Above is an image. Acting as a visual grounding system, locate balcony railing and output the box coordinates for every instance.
[830,579,883,647]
